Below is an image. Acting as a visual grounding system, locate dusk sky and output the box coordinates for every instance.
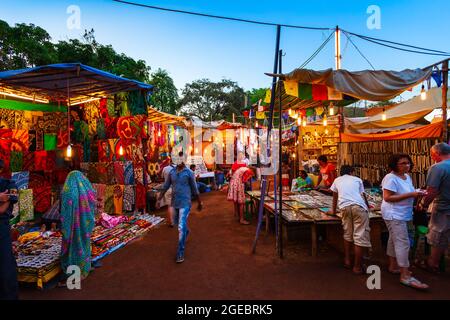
[2,0,450,95]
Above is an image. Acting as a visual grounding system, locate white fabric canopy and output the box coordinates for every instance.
[283,67,432,101]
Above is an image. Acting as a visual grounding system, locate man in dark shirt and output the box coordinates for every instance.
[0,159,19,300]
[159,152,203,263]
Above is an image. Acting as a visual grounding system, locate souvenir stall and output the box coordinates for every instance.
[0,63,169,288]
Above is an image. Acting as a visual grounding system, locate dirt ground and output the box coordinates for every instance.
[19,191,450,300]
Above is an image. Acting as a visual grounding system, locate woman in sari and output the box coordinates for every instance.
[60,171,96,282]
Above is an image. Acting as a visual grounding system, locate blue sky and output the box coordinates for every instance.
[2,0,450,95]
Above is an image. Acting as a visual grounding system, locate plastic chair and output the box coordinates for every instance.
[411,225,446,272]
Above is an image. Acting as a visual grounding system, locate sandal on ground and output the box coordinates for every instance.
[400,277,429,290]
[240,220,250,225]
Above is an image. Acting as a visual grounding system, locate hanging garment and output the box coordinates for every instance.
[104,185,115,214]
[11,129,29,152]
[135,184,146,210]
[124,161,135,185]
[10,151,23,172]
[113,162,125,185]
[19,189,34,222]
[134,165,144,185]
[106,162,117,185]
[96,163,108,185]
[123,185,134,212]
[60,171,96,278]
[99,98,109,118]
[44,133,57,151]
[107,96,116,118]
[34,151,48,171]
[35,130,44,151]
[33,185,51,213]
[93,183,106,214]
[11,171,29,190]
[113,185,124,215]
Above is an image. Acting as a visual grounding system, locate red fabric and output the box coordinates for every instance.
[57,128,69,149]
[11,130,29,152]
[320,163,336,187]
[241,169,253,183]
[23,152,35,171]
[231,162,247,172]
[99,98,109,118]
[34,151,47,171]
[0,131,11,174]
[33,185,51,213]
[135,184,146,210]
[113,162,125,185]
[312,84,328,100]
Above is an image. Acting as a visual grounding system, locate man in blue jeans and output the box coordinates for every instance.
[159,152,203,263]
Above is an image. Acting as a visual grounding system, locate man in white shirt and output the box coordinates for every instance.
[330,165,371,275]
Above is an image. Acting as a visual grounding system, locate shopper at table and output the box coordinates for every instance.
[190,164,208,193]
[158,151,203,263]
[381,154,428,290]
[291,170,313,192]
[0,159,19,300]
[316,155,336,192]
[330,165,371,275]
[227,166,253,225]
[417,142,450,273]
[60,170,96,284]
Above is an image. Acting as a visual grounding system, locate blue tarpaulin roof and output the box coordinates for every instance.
[0,63,153,104]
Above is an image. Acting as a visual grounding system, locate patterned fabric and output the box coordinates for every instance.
[97,118,106,140]
[11,129,29,151]
[106,162,117,185]
[29,171,50,189]
[60,171,96,278]
[134,164,144,185]
[93,184,106,214]
[80,162,90,176]
[135,184,146,210]
[107,97,116,118]
[11,171,29,190]
[123,185,134,212]
[57,128,69,149]
[99,98,109,119]
[22,151,35,172]
[124,161,135,185]
[98,140,111,162]
[54,169,69,185]
[113,162,125,185]
[44,133,57,150]
[42,200,61,221]
[0,109,16,128]
[10,151,23,172]
[104,185,115,214]
[96,163,108,185]
[33,185,51,213]
[35,130,44,151]
[45,151,56,171]
[28,130,37,151]
[19,189,34,222]
[106,118,119,139]
[117,92,130,117]
[89,140,99,163]
[113,185,124,215]
[227,167,252,204]
[34,151,47,171]
[0,130,12,172]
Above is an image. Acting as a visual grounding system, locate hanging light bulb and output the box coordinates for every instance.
[293,112,299,119]
[325,128,329,135]
[314,130,318,137]
[421,84,427,100]
[118,145,124,156]
[288,108,292,116]
[66,145,72,158]
[255,121,259,128]
[297,117,302,126]
[292,153,296,159]
[329,103,335,116]
[302,118,307,127]
[323,114,328,127]
[158,130,161,137]
[195,148,198,153]
[381,108,387,121]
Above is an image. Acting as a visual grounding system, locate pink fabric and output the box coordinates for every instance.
[227,167,251,204]
[99,212,127,229]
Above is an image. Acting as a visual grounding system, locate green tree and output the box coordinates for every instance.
[247,88,268,106]
[149,68,179,114]
[179,79,245,122]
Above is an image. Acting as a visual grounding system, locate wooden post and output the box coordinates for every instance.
[442,60,449,143]
[278,49,283,259]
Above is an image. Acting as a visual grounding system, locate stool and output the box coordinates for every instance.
[244,198,255,221]
[411,225,446,272]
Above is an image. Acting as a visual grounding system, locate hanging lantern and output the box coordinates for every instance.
[381,108,387,121]
[66,145,72,158]
[421,84,427,100]
[329,103,335,116]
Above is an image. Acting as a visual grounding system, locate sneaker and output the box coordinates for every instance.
[176,255,185,263]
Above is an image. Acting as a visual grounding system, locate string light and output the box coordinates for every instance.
[0,90,49,104]
[302,118,307,127]
[322,114,328,127]
[381,108,387,121]
[421,84,427,100]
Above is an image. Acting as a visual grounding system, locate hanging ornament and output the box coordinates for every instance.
[329,103,335,116]
[381,108,387,121]
[420,84,427,100]
[316,106,324,116]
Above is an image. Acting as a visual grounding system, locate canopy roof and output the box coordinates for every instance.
[0,63,153,105]
[271,67,432,101]
[345,87,449,131]
[147,105,185,126]
[184,116,245,130]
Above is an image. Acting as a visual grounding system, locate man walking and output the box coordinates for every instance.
[0,159,19,300]
[417,142,450,272]
[161,157,176,227]
[159,152,203,263]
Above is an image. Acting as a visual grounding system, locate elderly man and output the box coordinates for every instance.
[417,142,450,272]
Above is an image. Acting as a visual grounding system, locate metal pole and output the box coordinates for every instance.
[442,60,449,143]
[278,49,283,258]
[252,25,281,254]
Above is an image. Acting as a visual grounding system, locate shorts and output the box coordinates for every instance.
[427,211,450,249]
[341,205,371,248]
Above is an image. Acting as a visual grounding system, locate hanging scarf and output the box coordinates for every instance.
[19,189,34,222]
[104,185,115,214]
[124,161,135,185]
[93,183,106,214]
[135,184,146,210]
[60,171,96,278]
[10,151,23,172]
[123,185,134,212]
[113,185,124,215]
[12,171,29,190]
[114,162,125,185]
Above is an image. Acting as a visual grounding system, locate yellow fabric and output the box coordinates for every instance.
[341,122,442,142]
[18,232,41,244]
[256,111,266,119]
[308,174,320,187]
[284,80,299,97]
[346,110,431,130]
[264,89,271,103]
[315,106,324,116]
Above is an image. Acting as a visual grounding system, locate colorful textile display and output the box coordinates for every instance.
[113,185,124,215]
[42,200,61,221]
[97,118,106,140]
[93,183,106,214]
[35,130,44,151]
[96,163,108,185]
[124,161,135,185]
[34,151,47,171]
[134,165,144,185]
[135,184,146,210]
[10,151,23,172]
[11,129,29,151]
[60,171,96,278]
[113,162,125,185]
[284,81,344,101]
[104,185,115,214]
[44,134,57,150]
[57,129,69,149]
[106,162,117,185]
[98,140,111,162]
[22,151,35,172]
[99,212,127,229]
[12,171,29,190]
[33,185,51,213]
[123,185,134,212]
[19,189,34,222]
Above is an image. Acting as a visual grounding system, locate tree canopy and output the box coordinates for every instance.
[149,68,180,114]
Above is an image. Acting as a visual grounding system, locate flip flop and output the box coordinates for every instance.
[400,277,429,291]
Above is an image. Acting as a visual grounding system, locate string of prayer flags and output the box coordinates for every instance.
[284,81,343,100]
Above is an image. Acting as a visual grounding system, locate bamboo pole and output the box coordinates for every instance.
[442,60,449,142]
